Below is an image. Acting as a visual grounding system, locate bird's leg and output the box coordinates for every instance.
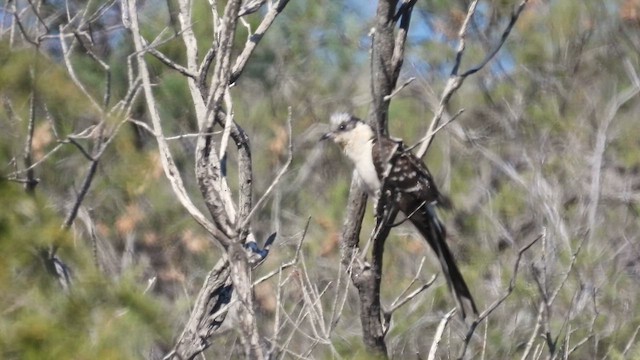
[374,188,396,233]
[373,191,384,226]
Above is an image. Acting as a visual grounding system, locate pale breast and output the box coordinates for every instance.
[344,139,381,196]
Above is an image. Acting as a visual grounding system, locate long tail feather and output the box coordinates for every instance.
[412,205,478,319]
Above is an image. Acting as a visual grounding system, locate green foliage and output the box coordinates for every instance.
[2,0,640,358]
[333,335,372,359]
[0,47,97,134]
[0,177,171,359]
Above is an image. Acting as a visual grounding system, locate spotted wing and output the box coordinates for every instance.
[371,136,441,204]
[372,136,475,319]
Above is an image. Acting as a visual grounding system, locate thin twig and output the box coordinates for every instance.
[219,90,235,163]
[60,157,99,232]
[147,46,197,78]
[5,143,64,179]
[298,251,332,341]
[566,334,593,358]
[58,27,103,113]
[126,0,224,241]
[26,0,50,33]
[457,233,543,360]
[406,109,464,153]
[390,257,427,308]
[390,0,418,85]
[389,200,428,227]
[415,0,478,158]
[329,249,359,333]
[416,0,530,158]
[238,108,293,230]
[85,0,119,24]
[428,308,457,360]
[128,118,222,139]
[622,325,640,356]
[252,217,309,286]
[23,88,37,192]
[267,268,285,358]
[11,8,39,46]
[481,317,488,360]
[460,0,530,78]
[386,274,437,316]
[384,77,415,101]
[66,138,95,161]
[229,0,291,84]
[327,256,345,332]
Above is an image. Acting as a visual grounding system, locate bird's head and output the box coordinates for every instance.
[321,113,374,150]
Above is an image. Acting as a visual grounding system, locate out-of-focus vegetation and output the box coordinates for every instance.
[1,0,640,358]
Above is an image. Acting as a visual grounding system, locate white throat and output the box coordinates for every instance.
[341,124,381,196]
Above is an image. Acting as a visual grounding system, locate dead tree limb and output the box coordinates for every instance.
[338,1,417,357]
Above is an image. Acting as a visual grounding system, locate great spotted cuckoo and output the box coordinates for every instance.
[321,112,478,319]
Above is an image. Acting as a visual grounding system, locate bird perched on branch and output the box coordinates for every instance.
[321,112,478,319]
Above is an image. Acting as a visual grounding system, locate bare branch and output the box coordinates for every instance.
[192,1,250,242]
[585,60,640,241]
[416,0,530,158]
[167,257,233,359]
[385,272,437,317]
[85,0,119,25]
[622,325,640,357]
[520,301,545,360]
[10,6,39,46]
[58,28,103,114]
[5,144,64,179]
[125,0,225,242]
[390,0,418,79]
[388,256,427,309]
[176,0,209,126]
[230,0,291,85]
[460,0,529,78]
[327,256,353,333]
[457,233,542,360]
[204,0,242,115]
[428,308,457,360]
[58,159,99,251]
[406,109,464,153]
[66,137,95,162]
[337,1,424,357]
[59,119,133,236]
[23,90,38,192]
[219,91,235,164]
[146,45,197,79]
[383,77,416,101]
[72,31,110,70]
[385,276,438,335]
[128,118,221,140]
[539,72,640,316]
[238,109,293,230]
[26,0,50,33]
[450,0,479,76]
[228,242,265,359]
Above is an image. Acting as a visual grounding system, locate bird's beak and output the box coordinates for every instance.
[320,132,334,141]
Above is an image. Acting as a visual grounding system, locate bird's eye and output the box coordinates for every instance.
[338,123,346,131]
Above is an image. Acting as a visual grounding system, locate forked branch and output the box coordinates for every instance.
[416,0,530,158]
[456,233,542,360]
